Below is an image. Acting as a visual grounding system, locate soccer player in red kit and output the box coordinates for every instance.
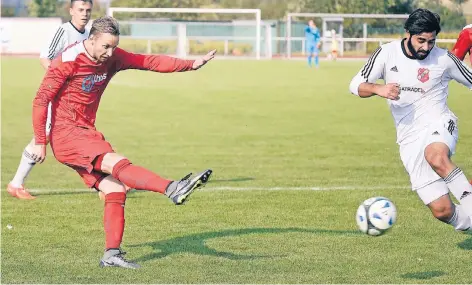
[452,24,472,186]
[30,16,215,269]
[451,24,472,65]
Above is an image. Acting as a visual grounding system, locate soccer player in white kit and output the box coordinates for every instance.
[349,8,472,233]
[7,0,93,199]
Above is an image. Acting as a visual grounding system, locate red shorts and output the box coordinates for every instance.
[50,125,114,188]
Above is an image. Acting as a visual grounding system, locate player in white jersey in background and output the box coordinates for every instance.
[7,0,93,199]
[349,8,472,233]
[39,1,92,69]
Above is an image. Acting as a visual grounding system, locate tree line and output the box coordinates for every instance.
[2,0,469,30]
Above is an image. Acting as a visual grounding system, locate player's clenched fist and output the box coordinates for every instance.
[192,49,216,70]
[376,83,400,100]
[31,144,46,164]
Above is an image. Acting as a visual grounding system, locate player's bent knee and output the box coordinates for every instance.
[424,148,449,174]
[431,207,454,222]
[425,153,445,169]
[97,175,127,195]
[428,198,454,222]
[100,153,128,174]
[111,158,132,180]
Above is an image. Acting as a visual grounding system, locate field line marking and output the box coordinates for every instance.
[27,185,410,194]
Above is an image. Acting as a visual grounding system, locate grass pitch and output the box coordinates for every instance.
[2,57,472,283]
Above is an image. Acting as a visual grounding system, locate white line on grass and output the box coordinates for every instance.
[27,185,410,194]
[204,186,410,191]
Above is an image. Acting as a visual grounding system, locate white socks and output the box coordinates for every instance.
[444,167,472,218]
[10,148,36,188]
[447,204,471,231]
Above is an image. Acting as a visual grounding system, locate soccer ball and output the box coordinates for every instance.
[356,197,397,236]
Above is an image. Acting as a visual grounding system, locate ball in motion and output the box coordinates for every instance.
[356,197,397,236]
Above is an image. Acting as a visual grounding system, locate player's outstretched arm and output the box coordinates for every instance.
[112,48,216,73]
[446,51,472,90]
[192,49,216,70]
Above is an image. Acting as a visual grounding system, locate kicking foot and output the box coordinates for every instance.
[165,169,213,205]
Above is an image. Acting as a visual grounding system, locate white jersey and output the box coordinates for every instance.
[39,21,89,135]
[40,21,89,60]
[350,39,472,145]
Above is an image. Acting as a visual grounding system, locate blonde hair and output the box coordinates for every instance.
[90,16,120,37]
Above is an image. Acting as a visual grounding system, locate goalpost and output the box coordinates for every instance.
[286,13,410,58]
[107,7,262,59]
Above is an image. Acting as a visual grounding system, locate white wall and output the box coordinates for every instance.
[1,17,62,54]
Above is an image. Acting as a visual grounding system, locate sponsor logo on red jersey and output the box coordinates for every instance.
[82,73,107,92]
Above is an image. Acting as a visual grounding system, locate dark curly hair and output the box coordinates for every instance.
[404,8,441,35]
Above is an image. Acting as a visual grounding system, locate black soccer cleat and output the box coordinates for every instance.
[165,169,213,205]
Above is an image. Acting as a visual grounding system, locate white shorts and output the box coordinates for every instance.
[46,102,52,135]
[416,179,449,205]
[399,113,458,191]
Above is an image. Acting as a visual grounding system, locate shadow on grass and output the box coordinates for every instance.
[401,271,445,280]
[457,235,472,250]
[130,227,359,262]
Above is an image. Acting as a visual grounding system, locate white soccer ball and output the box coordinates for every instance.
[356,197,397,236]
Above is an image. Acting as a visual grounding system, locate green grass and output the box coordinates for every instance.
[2,58,472,284]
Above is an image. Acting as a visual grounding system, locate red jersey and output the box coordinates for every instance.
[32,41,195,144]
[451,24,472,64]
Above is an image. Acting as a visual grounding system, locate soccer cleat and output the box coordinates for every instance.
[166,169,212,205]
[99,248,140,269]
[7,183,36,200]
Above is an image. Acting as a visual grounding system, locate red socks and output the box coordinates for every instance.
[104,192,126,250]
[111,159,171,194]
[98,156,172,250]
